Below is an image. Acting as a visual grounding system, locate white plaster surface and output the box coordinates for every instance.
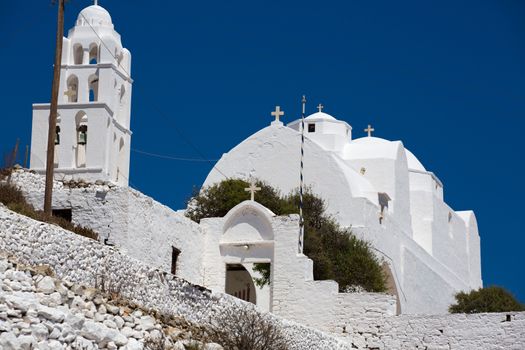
[203,117,483,314]
[0,204,355,350]
[9,169,205,286]
[0,204,522,349]
[30,4,132,186]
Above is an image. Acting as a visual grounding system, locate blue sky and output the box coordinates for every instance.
[0,1,523,302]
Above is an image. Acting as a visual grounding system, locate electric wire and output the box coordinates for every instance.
[131,148,219,162]
[78,11,230,180]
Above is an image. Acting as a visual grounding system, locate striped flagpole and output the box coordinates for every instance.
[299,95,306,253]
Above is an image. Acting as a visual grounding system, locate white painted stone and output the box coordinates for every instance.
[30,3,132,186]
[203,115,483,314]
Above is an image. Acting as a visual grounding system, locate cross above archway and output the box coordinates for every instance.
[245,179,261,201]
[364,124,375,137]
[271,106,284,123]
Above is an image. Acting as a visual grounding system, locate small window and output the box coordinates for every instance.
[171,247,181,275]
[308,123,315,133]
[52,209,72,222]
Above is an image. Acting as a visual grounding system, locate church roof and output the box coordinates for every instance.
[347,136,427,171]
[77,5,113,27]
[305,112,336,121]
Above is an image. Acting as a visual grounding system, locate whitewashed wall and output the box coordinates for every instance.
[341,313,525,350]
[0,204,354,350]
[10,170,205,286]
[203,123,481,314]
[1,205,522,350]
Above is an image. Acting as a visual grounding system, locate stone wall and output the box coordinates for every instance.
[0,205,353,350]
[9,169,205,286]
[0,256,220,350]
[342,312,525,350]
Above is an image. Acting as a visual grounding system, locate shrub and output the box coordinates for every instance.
[449,286,524,313]
[207,305,288,350]
[253,263,271,288]
[186,179,386,292]
[186,179,295,222]
[0,183,98,241]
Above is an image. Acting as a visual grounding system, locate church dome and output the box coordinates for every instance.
[77,5,113,27]
[349,137,427,171]
[405,149,426,172]
[305,112,336,121]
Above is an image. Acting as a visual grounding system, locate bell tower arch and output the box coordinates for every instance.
[30,3,132,186]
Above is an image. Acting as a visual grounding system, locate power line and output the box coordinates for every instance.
[78,12,229,180]
[131,148,219,162]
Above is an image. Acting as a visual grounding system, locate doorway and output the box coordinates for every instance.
[225,264,257,305]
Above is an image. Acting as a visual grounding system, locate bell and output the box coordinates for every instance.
[78,131,87,145]
[55,126,61,145]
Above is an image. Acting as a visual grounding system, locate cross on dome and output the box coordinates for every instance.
[244,178,261,201]
[317,103,324,112]
[364,124,375,137]
[94,0,98,5]
[271,106,284,123]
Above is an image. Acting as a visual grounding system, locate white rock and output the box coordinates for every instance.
[106,304,120,315]
[37,304,65,322]
[103,319,117,329]
[0,332,20,350]
[123,338,142,350]
[121,326,134,337]
[49,326,61,339]
[81,320,108,343]
[0,260,9,273]
[138,315,156,331]
[36,276,56,294]
[114,315,125,329]
[0,320,12,332]
[65,313,85,330]
[71,335,97,350]
[31,323,49,341]
[204,343,224,350]
[18,335,36,350]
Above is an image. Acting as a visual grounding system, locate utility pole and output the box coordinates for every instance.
[44,0,65,217]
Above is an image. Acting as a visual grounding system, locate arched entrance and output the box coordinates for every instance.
[225,264,257,304]
[382,262,402,315]
[219,201,276,312]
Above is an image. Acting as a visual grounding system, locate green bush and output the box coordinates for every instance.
[0,183,98,241]
[449,286,524,313]
[187,179,386,292]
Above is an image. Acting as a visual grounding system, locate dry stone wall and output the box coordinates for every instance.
[0,256,221,350]
[0,205,354,350]
[340,313,525,349]
[9,169,205,286]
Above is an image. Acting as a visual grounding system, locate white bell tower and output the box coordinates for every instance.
[30,3,133,186]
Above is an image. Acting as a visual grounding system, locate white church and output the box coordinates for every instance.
[22,2,482,334]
